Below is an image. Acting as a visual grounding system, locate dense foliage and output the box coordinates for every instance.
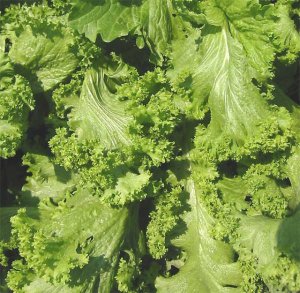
[0,0,299,292]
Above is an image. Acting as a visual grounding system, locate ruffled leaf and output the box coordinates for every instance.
[0,52,34,158]
[9,190,138,292]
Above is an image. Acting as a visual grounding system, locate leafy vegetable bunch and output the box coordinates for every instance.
[0,0,299,292]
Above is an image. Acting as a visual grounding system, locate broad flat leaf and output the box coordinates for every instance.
[287,147,300,203]
[169,1,295,158]
[217,177,249,211]
[69,0,173,62]
[204,0,277,81]
[236,211,300,291]
[156,180,242,293]
[69,0,141,42]
[172,22,293,159]
[9,25,78,92]
[23,279,71,293]
[237,215,280,267]
[69,62,132,148]
[188,26,269,143]
[21,153,76,204]
[170,22,271,131]
[173,0,299,83]
[138,0,173,62]
[169,0,278,94]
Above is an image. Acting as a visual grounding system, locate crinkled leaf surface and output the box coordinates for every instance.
[0,52,34,158]
[69,0,173,62]
[156,180,242,293]
[68,62,132,148]
[69,0,142,42]
[10,190,136,292]
[8,25,78,92]
[21,153,76,204]
[169,1,298,154]
[0,1,300,292]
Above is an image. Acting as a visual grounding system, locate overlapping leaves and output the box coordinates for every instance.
[0,0,299,292]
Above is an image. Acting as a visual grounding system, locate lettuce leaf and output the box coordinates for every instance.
[8,25,78,92]
[68,61,133,148]
[20,153,77,204]
[69,0,173,63]
[8,190,138,292]
[1,1,300,292]
[156,180,242,292]
[0,52,34,158]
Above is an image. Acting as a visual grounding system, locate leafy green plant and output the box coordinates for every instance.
[0,0,299,292]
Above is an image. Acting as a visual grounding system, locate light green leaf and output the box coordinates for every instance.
[169,2,295,159]
[103,171,151,205]
[218,171,290,219]
[287,147,300,204]
[0,52,34,158]
[236,210,300,291]
[202,0,277,81]
[23,279,72,293]
[191,26,271,151]
[156,180,242,293]
[21,153,77,204]
[171,22,270,125]
[178,23,292,160]
[9,190,137,292]
[69,0,141,42]
[69,0,173,62]
[0,207,37,242]
[9,25,78,92]
[69,61,132,148]
[237,215,281,267]
[217,177,249,212]
[139,0,173,62]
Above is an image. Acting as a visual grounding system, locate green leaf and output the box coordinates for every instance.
[169,1,296,159]
[217,177,249,212]
[65,59,134,148]
[287,147,300,205]
[273,2,300,62]
[103,171,151,206]
[20,153,77,204]
[69,0,173,62]
[8,25,78,92]
[138,0,173,62]
[156,180,242,293]
[9,190,138,292]
[0,207,19,242]
[188,24,292,159]
[201,0,277,81]
[236,210,300,292]
[0,52,34,158]
[0,207,37,242]
[218,172,290,219]
[69,0,142,42]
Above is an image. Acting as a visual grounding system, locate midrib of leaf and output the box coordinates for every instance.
[76,66,131,147]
